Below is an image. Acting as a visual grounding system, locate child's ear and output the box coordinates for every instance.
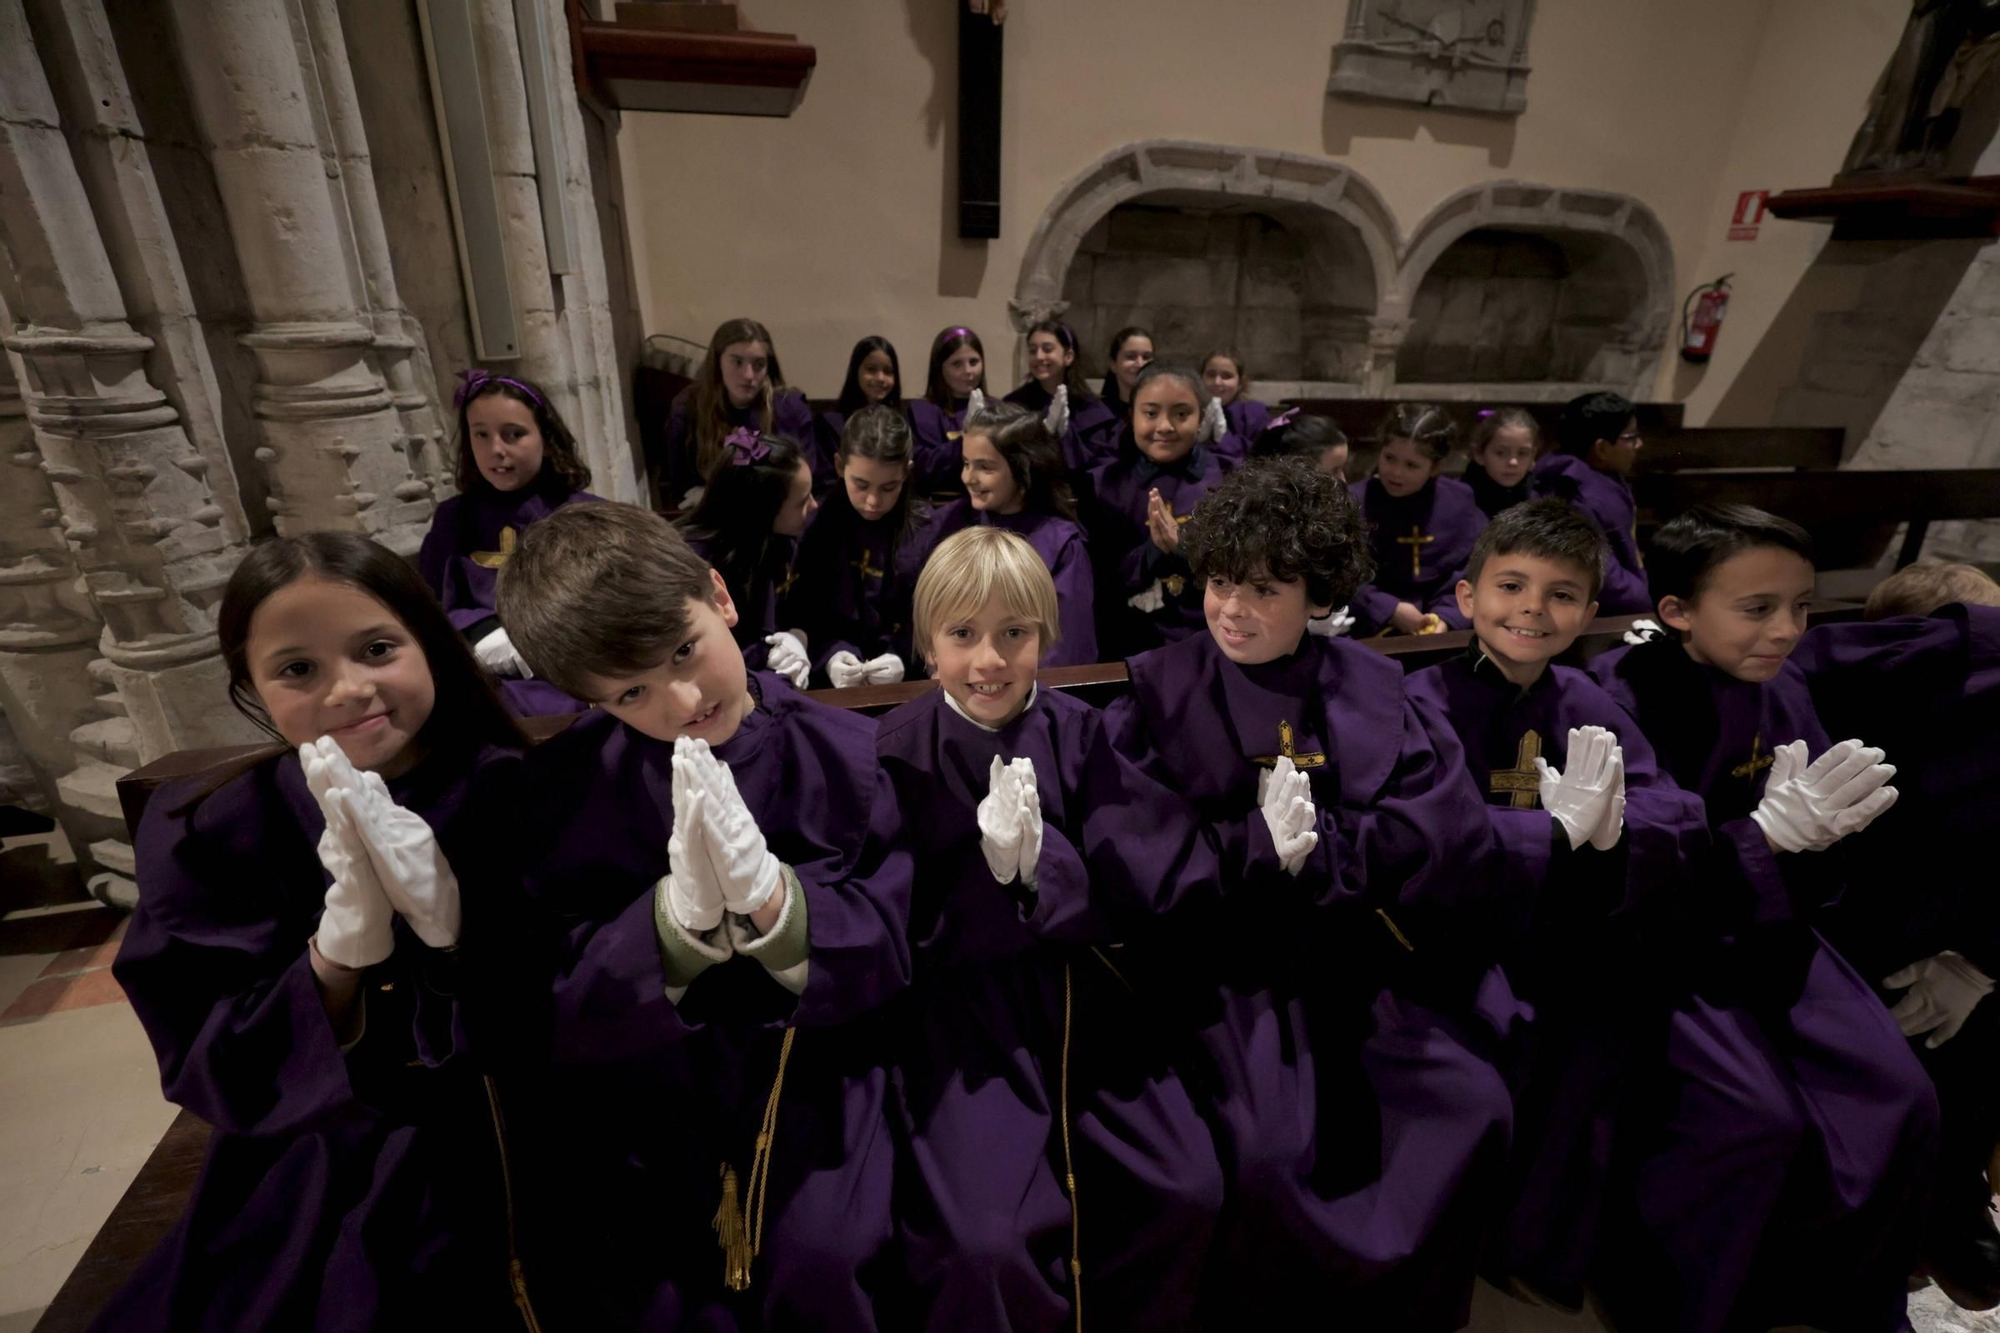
[833,451,848,475]
[1582,598,1600,624]
[1587,439,1613,470]
[1657,595,1692,633]
[709,568,740,629]
[1455,579,1476,622]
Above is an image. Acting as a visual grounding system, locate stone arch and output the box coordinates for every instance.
[1390,182,1675,394]
[1011,139,1402,349]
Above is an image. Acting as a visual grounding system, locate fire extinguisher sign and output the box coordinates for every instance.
[1729,190,1770,241]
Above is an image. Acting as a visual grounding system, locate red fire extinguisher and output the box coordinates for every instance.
[1681,274,1732,363]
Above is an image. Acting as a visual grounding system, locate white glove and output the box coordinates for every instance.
[1199,397,1227,445]
[1127,581,1165,614]
[473,626,531,679]
[1750,738,1898,854]
[826,651,868,689]
[684,739,783,916]
[966,387,988,420]
[1623,619,1664,646]
[299,739,394,969]
[339,769,463,948]
[666,740,725,932]
[977,755,1024,884]
[1536,726,1623,852]
[1885,952,1995,1048]
[678,484,706,510]
[763,631,810,690]
[1043,385,1070,438]
[1257,757,1320,876]
[1589,762,1626,853]
[1307,606,1356,638]
[1010,757,1044,886]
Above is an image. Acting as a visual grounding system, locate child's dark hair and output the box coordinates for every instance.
[962,401,1077,521]
[923,326,987,408]
[1183,458,1374,609]
[691,317,788,478]
[1463,498,1607,601]
[1647,503,1815,606]
[1471,406,1540,456]
[218,532,523,751]
[1378,402,1457,461]
[835,335,903,416]
[453,371,592,496]
[1130,362,1210,415]
[1100,325,1155,401]
[838,405,928,546]
[1025,319,1100,405]
[500,503,719,700]
[677,433,811,601]
[1556,391,1634,458]
[1250,412,1347,463]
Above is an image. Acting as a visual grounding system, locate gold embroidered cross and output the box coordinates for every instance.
[1731,732,1775,780]
[470,525,517,569]
[1162,574,1186,597]
[1489,729,1543,810]
[851,549,886,580]
[1251,720,1328,770]
[776,567,799,597]
[1397,525,1434,578]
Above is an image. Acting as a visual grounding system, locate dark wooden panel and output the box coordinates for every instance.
[1633,467,2000,524]
[1635,427,1845,473]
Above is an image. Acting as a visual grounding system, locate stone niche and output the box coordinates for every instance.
[1397,225,1650,384]
[1061,194,1378,385]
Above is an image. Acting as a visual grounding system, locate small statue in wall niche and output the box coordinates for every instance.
[1843,0,2000,179]
[967,0,1006,24]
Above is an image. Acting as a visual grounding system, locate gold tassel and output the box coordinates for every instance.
[1060,963,1082,1332]
[715,1163,753,1291]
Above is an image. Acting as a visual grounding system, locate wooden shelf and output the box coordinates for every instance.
[1765,176,2000,239]
[569,7,815,117]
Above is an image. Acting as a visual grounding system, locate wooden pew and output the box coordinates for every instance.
[1634,426,1845,473]
[1279,398,1685,447]
[1632,467,2000,568]
[61,604,1876,1329]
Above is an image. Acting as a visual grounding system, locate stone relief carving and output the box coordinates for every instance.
[1328,0,1536,115]
[1843,0,2000,178]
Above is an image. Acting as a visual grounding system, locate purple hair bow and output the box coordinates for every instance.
[726,427,770,465]
[454,368,547,412]
[1268,407,1300,432]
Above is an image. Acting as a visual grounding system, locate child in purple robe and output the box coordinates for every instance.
[1096,325,1155,425]
[909,325,989,498]
[417,369,598,718]
[1405,501,1715,1315]
[677,432,819,688]
[1201,347,1269,463]
[1348,403,1485,637]
[496,501,915,1330]
[1103,459,1518,1331]
[1590,503,1936,1333]
[1249,409,1351,479]
[1462,407,1539,518]
[790,404,926,689]
[1086,363,1236,656]
[1004,318,1121,472]
[877,526,1315,1329]
[814,334,906,467]
[1533,391,1651,614]
[661,317,821,509]
[1792,561,2000,1310]
[102,533,540,1333]
[902,401,1097,667]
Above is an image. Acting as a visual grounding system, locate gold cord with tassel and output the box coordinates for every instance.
[1060,963,1082,1331]
[481,1075,545,1333]
[715,1026,798,1292]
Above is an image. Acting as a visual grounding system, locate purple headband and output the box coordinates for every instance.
[454,368,547,413]
[940,326,974,345]
[725,426,770,465]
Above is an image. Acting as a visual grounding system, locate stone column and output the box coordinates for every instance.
[1362,315,1410,396]
[167,0,434,554]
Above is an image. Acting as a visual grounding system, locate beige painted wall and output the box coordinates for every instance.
[618,0,1908,419]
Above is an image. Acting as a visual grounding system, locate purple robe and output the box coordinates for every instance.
[1407,650,1713,1305]
[1460,464,1533,520]
[1104,631,1518,1330]
[684,532,799,673]
[99,743,535,1332]
[900,500,1098,667]
[1533,453,1651,615]
[908,397,972,497]
[1003,381,1122,472]
[1222,397,1272,452]
[1347,476,1485,635]
[787,489,914,679]
[663,386,824,509]
[1086,445,1233,655]
[1589,640,1939,1333]
[877,685,1294,1328]
[416,484,595,718]
[516,675,912,1329]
